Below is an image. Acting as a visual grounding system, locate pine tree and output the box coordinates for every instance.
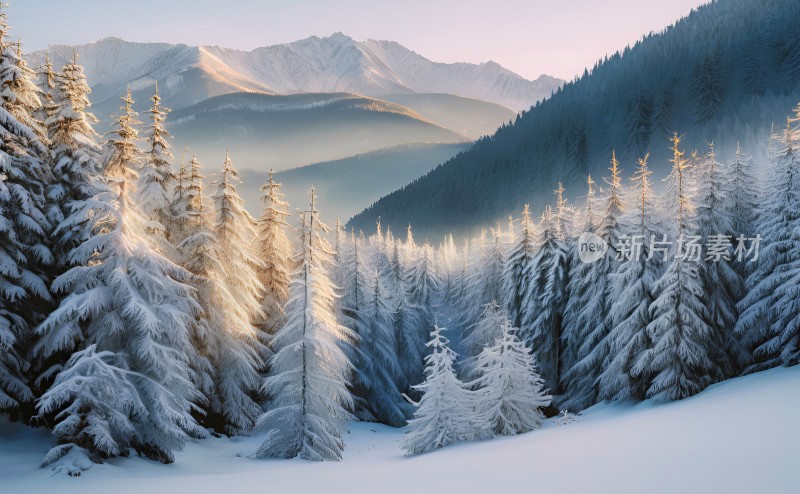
[171,153,203,244]
[472,319,551,438]
[599,153,661,401]
[692,53,724,124]
[256,189,355,461]
[212,153,264,340]
[254,171,291,349]
[36,53,58,131]
[35,178,205,464]
[400,326,475,455]
[0,12,52,412]
[44,51,101,262]
[502,205,538,331]
[561,175,599,376]
[136,83,177,252]
[202,153,266,432]
[562,153,625,410]
[405,239,442,389]
[339,228,369,343]
[355,268,406,426]
[736,114,800,371]
[695,142,741,376]
[462,228,505,332]
[388,236,422,396]
[169,155,261,434]
[726,143,759,238]
[103,88,141,184]
[632,134,716,400]
[527,201,568,392]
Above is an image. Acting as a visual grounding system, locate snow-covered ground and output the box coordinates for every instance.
[3,366,798,494]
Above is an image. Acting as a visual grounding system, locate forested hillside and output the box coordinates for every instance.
[350,0,800,239]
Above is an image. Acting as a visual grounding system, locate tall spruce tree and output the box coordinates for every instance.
[255,171,291,350]
[256,189,355,461]
[562,153,625,410]
[528,201,568,392]
[103,88,141,184]
[632,134,717,400]
[599,153,662,401]
[136,83,177,253]
[0,12,52,413]
[695,143,741,376]
[44,52,101,261]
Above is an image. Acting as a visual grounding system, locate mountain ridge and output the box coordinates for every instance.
[30,34,561,113]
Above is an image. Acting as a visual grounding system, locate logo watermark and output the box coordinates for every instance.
[577,232,608,263]
[577,233,762,264]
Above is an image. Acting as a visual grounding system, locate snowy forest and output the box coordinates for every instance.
[0,3,799,475]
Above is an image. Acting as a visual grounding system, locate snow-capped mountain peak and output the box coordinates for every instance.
[30,34,562,112]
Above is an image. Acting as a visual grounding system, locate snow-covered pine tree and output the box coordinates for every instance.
[44,52,101,262]
[462,227,505,334]
[561,152,625,410]
[255,170,291,349]
[171,153,202,244]
[501,204,538,332]
[212,152,264,335]
[400,325,475,455]
[599,153,662,401]
[339,226,369,339]
[0,13,53,413]
[726,143,759,238]
[337,228,370,417]
[561,175,600,387]
[695,142,741,376]
[527,201,569,392]
[355,267,407,426]
[36,53,58,128]
[724,143,760,368]
[178,188,263,434]
[103,88,141,184]
[632,133,717,400]
[736,113,800,371]
[387,235,422,396]
[405,239,442,389]
[201,153,266,432]
[439,233,459,303]
[35,177,205,464]
[471,318,551,438]
[256,188,355,461]
[136,83,177,253]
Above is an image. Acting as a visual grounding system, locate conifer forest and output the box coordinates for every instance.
[1,1,799,493]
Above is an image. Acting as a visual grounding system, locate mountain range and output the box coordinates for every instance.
[28,35,553,189]
[31,34,558,114]
[349,0,800,240]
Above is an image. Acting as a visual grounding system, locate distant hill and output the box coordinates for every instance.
[167,92,468,171]
[349,0,800,240]
[236,142,471,223]
[380,93,516,140]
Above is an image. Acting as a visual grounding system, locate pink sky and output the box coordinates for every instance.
[9,0,708,80]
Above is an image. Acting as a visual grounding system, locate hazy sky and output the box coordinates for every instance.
[7,0,708,80]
